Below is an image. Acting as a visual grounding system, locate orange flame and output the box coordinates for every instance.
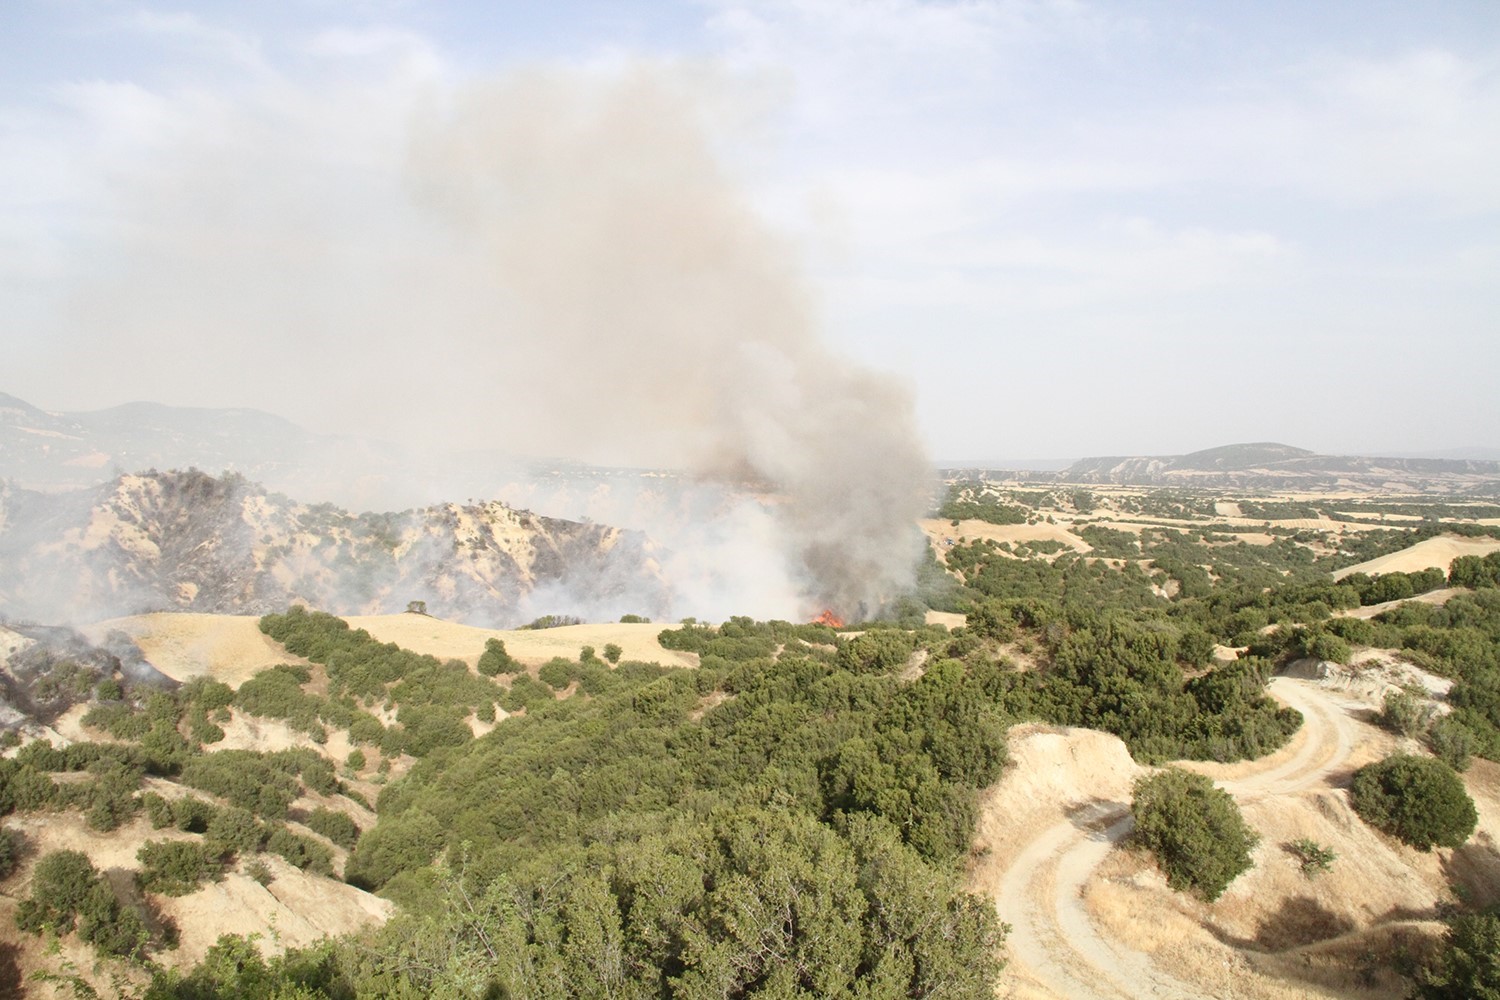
[812,609,844,629]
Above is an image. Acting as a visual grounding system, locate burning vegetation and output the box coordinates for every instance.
[812,608,845,629]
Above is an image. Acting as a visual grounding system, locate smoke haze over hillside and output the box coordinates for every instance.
[408,70,931,615]
[26,64,932,620]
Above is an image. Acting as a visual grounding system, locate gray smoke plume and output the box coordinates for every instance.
[408,68,934,617]
[34,63,933,623]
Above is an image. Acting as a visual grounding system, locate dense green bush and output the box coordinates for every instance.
[1351,754,1477,851]
[266,828,334,875]
[1131,768,1257,900]
[205,806,267,857]
[304,807,361,850]
[137,839,225,895]
[1429,715,1479,772]
[15,849,150,959]
[938,481,1028,525]
[0,826,24,879]
[1411,911,1500,999]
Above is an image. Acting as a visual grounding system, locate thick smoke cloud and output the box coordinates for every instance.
[407,69,933,616]
[43,63,933,621]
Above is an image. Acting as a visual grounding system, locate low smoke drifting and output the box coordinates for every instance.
[410,69,933,617]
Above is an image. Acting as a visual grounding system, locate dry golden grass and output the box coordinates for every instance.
[1333,533,1500,580]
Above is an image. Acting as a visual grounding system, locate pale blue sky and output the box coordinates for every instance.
[3,1,1497,463]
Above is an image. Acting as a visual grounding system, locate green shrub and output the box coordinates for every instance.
[137,840,224,895]
[1412,912,1500,999]
[1378,690,1435,738]
[266,827,334,875]
[173,795,218,834]
[305,807,361,849]
[1350,754,1477,851]
[537,657,575,691]
[141,792,174,829]
[1132,768,1257,900]
[1429,715,1478,772]
[205,806,267,857]
[0,826,24,879]
[1286,837,1336,878]
[1299,629,1352,665]
[477,638,518,677]
[16,849,149,959]
[500,675,555,713]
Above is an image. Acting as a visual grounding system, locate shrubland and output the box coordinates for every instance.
[6,487,1500,994]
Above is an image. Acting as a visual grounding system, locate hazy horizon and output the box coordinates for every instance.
[4,2,1499,465]
[6,386,1499,473]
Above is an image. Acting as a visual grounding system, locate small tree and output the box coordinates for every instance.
[1411,912,1500,999]
[0,827,24,880]
[603,643,623,665]
[1378,690,1435,738]
[477,638,517,677]
[1132,768,1257,900]
[1429,715,1478,772]
[137,840,224,896]
[1350,753,1477,851]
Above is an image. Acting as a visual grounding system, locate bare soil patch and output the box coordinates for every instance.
[1332,534,1500,581]
[344,615,697,669]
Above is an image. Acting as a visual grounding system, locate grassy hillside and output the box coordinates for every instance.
[4,487,1500,997]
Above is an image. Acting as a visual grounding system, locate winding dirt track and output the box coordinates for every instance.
[994,678,1363,1000]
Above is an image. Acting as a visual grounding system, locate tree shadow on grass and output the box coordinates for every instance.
[1441,831,1500,911]
[0,942,19,1000]
[1209,895,1356,952]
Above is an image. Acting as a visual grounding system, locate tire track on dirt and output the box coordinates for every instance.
[995,677,1362,1000]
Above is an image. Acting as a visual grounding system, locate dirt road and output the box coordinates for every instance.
[993,678,1365,1000]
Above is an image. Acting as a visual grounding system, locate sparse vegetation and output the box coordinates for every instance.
[1286,837,1337,878]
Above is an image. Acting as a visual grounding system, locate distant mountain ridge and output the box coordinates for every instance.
[0,390,415,503]
[1060,442,1500,492]
[941,442,1500,494]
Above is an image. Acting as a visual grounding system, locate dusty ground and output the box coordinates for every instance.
[973,667,1497,1000]
[345,614,698,669]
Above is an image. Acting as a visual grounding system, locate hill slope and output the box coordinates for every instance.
[0,469,668,626]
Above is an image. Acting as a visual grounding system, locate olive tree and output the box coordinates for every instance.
[1132,768,1257,900]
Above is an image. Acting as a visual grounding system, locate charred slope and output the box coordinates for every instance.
[0,469,667,626]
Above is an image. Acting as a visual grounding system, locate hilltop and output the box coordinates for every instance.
[0,469,668,626]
